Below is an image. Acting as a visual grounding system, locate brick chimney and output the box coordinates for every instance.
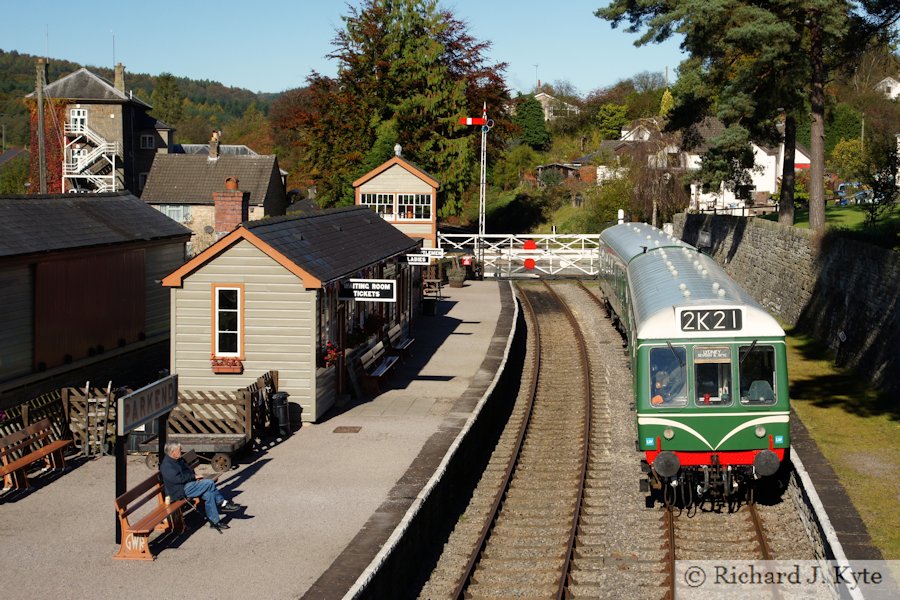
[114,63,125,93]
[213,177,249,236]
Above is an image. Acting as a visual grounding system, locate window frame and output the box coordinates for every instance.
[397,193,432,220]
[648,345,688,408]
[692,345,734,407]
[361,193,395,220]
[211,284,244,359]
[738,344,778,405]
[140,134,155,150]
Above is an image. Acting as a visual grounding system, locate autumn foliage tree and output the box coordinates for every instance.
[274,0,509,215]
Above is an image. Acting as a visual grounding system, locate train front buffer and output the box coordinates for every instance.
[637,414,789,505]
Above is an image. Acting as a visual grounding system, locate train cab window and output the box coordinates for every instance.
[649,346,687,407]
[739,345,777,405]
[693,346,733,406]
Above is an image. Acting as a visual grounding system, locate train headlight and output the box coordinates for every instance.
[755,425,766,438]
[663,428,675,440]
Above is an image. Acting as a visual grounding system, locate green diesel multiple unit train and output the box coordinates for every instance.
[597,223,789,506]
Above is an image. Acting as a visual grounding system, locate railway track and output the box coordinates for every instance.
[451,282,592,599]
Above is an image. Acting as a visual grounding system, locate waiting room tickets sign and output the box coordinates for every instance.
[338,279,397,302]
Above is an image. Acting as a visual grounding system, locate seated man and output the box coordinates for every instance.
[160,442,244,533]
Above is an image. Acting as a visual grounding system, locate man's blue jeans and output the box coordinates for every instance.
[183,479,224,524]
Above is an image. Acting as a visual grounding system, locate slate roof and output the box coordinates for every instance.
[0,191,191,258]
[245,206,418,285]
[141,154,283,206]
[27,68,151,108]
[174,144,258,156]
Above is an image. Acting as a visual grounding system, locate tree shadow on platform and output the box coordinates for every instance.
[788,330,899,421]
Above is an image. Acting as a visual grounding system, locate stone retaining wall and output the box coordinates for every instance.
[674,213,900,397]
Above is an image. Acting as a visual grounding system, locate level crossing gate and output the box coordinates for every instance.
[438,233,602,278]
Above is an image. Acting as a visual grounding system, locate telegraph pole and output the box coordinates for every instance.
[35,58,48,193]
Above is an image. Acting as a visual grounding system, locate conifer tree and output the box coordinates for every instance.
[514,95,550,151]
[150,73,184,127]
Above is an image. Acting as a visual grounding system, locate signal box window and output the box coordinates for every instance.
[649,346,687,407]
[694,346,733,406]
[397,193,431,219]
[739,345,777,405]
[214,286,241,357]
[361,193,395,219]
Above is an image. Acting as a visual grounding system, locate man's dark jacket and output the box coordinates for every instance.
[160,455,195,500]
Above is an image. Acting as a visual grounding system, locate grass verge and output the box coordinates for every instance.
[786,328,900,559]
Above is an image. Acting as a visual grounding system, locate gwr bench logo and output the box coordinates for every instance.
[124,532,145,553]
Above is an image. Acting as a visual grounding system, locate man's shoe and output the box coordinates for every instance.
[210,521,230,532]
[220,501,243,513]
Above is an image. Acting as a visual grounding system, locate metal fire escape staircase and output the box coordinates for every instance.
[63,123,118,192]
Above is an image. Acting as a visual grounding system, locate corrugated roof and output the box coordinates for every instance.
[140,154,284,206]
[0,191,191,258]
[245,206,418,284]
[27,68,151,108]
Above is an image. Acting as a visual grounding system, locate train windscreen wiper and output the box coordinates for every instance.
[666,341,685,369]
[740,340,758,364]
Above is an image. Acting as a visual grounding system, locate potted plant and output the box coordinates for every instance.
[447,259,466,288]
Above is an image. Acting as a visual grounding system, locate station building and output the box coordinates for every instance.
[0,192,191,409]
[163,197,421,423]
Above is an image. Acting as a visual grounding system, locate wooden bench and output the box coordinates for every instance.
[359,341,399,396]
[386,323,415,360]
[113,451,218,561]
[1,418,72,490]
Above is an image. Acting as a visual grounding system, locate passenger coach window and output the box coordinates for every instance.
[740,345,777,405]
[649,346,687,407]
[694,346,733,406]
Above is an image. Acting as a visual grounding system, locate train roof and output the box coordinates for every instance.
[600,222,690,262]
[600,223,785,340]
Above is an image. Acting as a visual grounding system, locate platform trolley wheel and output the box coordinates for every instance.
[211,453,232,472]
[145,453,159,470]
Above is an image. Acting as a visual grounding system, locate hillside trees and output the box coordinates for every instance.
[597,0,900,232]
[279,0,509,213]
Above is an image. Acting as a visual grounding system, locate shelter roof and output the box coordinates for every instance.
[163,206,418,289]
[0,191,190,258]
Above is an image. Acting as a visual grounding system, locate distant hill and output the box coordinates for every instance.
[0,48,279,148]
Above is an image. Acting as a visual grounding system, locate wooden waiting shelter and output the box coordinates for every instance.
[162,206,420,422]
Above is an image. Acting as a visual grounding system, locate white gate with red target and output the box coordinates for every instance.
[437,233,601,278]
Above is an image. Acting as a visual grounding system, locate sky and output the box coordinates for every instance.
[2,0,686,97]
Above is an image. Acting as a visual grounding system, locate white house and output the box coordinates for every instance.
[533,92,580,121]
[595,118,811,213]
[875,76,900,100]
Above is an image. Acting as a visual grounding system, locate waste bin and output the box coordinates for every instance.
[423,297,437,316]
[270,391,291,437]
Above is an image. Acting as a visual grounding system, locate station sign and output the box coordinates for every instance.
[117,375,178,435]
[420,248,445,258]
[406,254,433,265]
[338,279,397,303]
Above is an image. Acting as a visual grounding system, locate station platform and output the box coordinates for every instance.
[0,279,513,600]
